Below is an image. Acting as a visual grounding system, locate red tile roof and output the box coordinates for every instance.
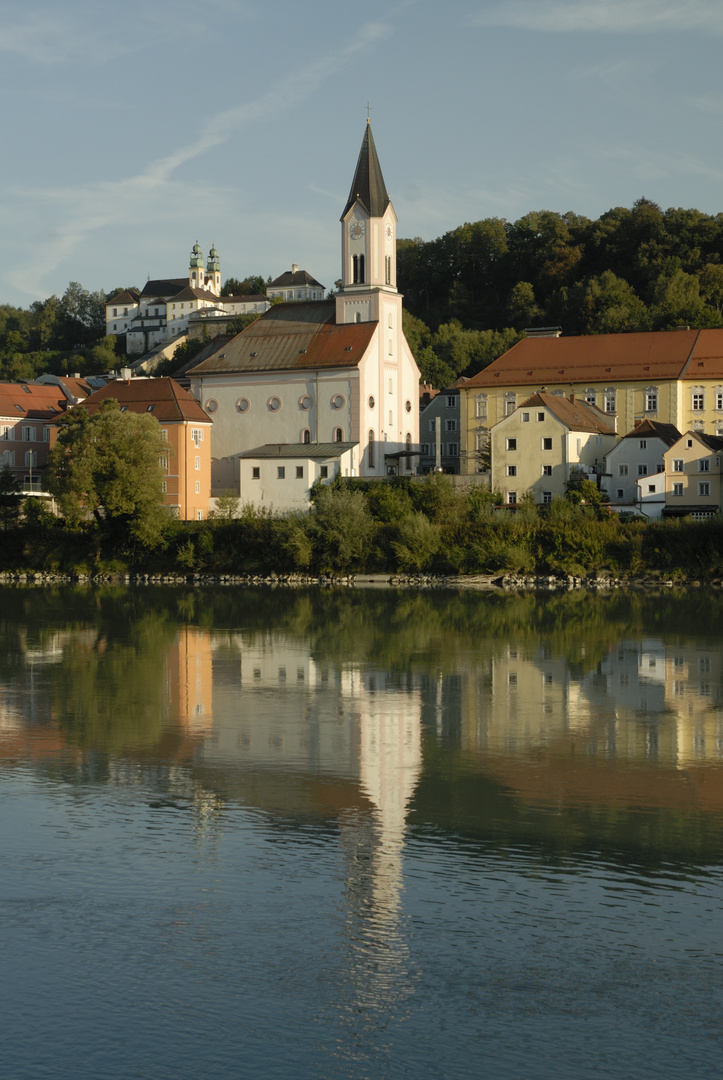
[518,392,615,434]
[466,329,709,388]
[0,383,68,420]
[188,300,376,375]
[76,378,211,424]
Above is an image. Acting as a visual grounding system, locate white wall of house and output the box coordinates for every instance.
[239,448,356,512]
[602,436,669,504]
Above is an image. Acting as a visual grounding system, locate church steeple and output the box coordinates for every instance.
[339,123,397,307]
[341,122,391,220]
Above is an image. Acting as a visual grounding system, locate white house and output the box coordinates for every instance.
[187,122,421,502]
[238,443,356,512]
[601,419,681,508]
[267,265,325,302]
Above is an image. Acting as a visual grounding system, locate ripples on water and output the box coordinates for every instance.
[1,587,723,1079]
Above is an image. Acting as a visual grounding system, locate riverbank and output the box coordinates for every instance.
[0,569,718,590]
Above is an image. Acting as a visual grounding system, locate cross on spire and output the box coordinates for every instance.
[366,101,372,123]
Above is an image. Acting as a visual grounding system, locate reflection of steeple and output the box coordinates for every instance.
[358,688,422,919]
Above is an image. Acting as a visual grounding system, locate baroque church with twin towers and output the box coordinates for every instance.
[186,122,421,510]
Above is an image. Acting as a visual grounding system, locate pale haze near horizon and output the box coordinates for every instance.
[1,0,721,308]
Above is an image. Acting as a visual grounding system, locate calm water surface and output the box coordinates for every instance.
[1,586,722,1079]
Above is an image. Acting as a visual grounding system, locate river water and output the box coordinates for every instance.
[1,585,722,1079]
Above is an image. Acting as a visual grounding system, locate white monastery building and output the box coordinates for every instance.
[187,122,421,508]
[105,242,269,356]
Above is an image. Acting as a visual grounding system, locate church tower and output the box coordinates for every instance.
[336,122,398,326]
[206,243,221,296]
[189,239,204,290]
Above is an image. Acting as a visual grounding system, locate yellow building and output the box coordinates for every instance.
[461,328,723,477]
[663,430,723,517]
[490,392,617,505]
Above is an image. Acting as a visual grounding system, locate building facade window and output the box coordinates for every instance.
[699,481,710,496]
[368,432,375,468]
[475,394,488,420]
[645,389,658,412]
[385,256,391,285]
[507,491,517,505]
[692,391,705,411]
[296,466,304,479]
[506,465,517,476]
[277,466,286,479]
[195,481,200,494]
[195,456,200,471]
[604,390,616,413]
[619,464,628,476]
[446,419,456,432]
[252,467,260,479]
[505,395,516,416]
[335,428,343,442]
[699,458,710,472]
[506,438,517,451]
[638,465,647,476]
[542,465,552,476]
[352,254,365,284]
[542,438,553,450]
[673,459,684,472]
[542,491,552,504]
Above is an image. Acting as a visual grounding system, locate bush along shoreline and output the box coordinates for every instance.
[3,476,723,586]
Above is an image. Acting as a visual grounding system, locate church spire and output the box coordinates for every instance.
[341,124,390,220]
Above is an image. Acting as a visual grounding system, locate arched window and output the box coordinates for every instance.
[385,256,391,285]
[475,394,488,420]
[302,429,311,444]
[388,313,393,328]
[388,378,393,395]
[335,427,343,442]
[355,311,361,323]
[368,431,375,468]
[389,410,393,427]
[352,254,365,284]
[405,432,412,470]
[388,339,393,355]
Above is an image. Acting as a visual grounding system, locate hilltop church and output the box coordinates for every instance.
[187,123,421,509]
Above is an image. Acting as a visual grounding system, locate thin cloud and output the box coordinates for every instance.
[8,20,389,298]
[471,1,723,36]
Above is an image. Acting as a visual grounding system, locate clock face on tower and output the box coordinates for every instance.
[350,222,365,240]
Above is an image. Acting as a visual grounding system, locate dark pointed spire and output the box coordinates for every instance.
[341,123,390,219]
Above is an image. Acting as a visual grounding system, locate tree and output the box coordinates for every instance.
[222,275,266,296]
[55,282,106,350]
[0,465,22,530]
[46,400,170,547]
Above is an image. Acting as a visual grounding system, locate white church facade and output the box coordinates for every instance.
[187,123,421,509]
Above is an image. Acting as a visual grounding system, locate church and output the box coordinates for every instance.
[187,123,421,510]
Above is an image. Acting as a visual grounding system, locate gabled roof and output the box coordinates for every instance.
[341,123,391,219]
[466,329,709,388]
[671,431,723,454]
[169,284,219,303]
[517,392,616,435]
[239,442,357,459]
[623,419,681,446]
[268,269,324,289]
[106,289,140,306]
[75,378,211,424]
[0,382,68,421]
[188,301,376,376]
[139,278,188,299]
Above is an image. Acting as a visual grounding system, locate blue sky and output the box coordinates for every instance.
[1,0,722,308]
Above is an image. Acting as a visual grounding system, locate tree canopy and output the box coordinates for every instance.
[46,400,170,548]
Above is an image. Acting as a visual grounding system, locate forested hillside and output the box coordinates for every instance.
[399,198,723,386]
[3,200,723,390]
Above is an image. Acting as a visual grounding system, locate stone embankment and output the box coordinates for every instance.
[0,569,716,589]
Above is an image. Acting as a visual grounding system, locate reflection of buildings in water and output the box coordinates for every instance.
[167,626,214,734]
[440,637,723,771]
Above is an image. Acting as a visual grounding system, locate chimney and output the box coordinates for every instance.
[292,263,299,274]
[121,367,132,381]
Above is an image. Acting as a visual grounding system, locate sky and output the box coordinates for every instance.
[1,0,722,309]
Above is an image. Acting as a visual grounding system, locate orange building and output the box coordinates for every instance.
[75,378,213,520]
[0,382,70,491]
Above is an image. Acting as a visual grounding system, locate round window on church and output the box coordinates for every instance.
[405,400,412,413]
[268,396,282,412]
[205,399,218,414]
[236,398,250,413]
[332,394,346,410]
[368,396,375,409]
[300,395,313,411]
